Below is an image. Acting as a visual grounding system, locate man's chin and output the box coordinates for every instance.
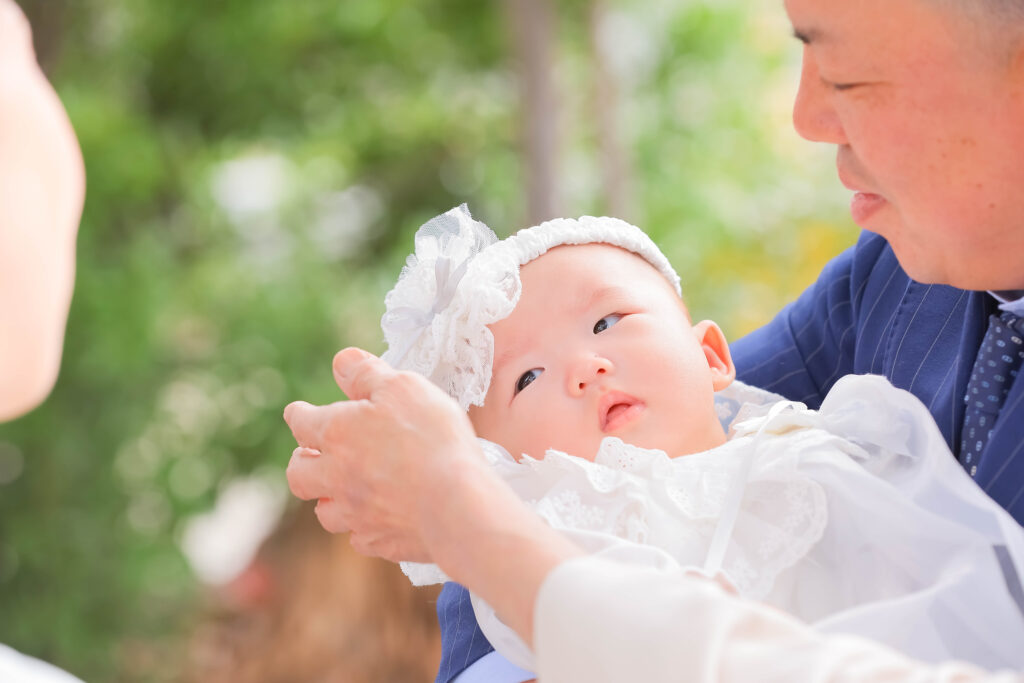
[858,214,1022,291]
[855,216,934,282]
[885,238,988,290]
[883,238,945,285]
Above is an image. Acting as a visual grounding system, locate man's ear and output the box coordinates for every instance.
[692,320,736,391]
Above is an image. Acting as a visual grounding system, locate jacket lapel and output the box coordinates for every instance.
[882,287,991,453]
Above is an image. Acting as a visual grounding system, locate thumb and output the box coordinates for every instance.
[332,347,393,401]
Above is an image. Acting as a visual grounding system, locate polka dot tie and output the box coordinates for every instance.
[960,312,1024,478]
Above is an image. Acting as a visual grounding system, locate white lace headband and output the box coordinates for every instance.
[380,204,681,410]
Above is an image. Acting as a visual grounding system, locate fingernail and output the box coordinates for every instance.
[333,347,368,380]
[283,401,311,425]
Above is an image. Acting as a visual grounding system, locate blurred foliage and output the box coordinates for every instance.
[0,0,856,680]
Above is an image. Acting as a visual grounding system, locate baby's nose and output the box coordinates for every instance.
[567,355,613,396]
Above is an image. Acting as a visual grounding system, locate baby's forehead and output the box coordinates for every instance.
[488,244,688,337]
[520,243,683,298]
[485,243,689,372]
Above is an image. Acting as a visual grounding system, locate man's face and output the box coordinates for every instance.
[468,244,733,462]
[786,0,1024,290]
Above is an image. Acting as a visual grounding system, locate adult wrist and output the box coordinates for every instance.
[418,450,507,576]
[420,451,583,643]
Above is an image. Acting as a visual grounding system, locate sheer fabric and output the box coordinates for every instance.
[408,375,1024,672]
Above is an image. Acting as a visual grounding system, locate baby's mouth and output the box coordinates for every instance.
[599,392,646,432]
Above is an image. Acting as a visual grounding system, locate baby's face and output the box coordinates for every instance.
[469,244,733,461]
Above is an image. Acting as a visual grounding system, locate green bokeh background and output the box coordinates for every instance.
[0,0,857,679]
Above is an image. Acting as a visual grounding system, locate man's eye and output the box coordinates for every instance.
[821,77,861,92]
[515,368,543,395]
[593,314,623,334]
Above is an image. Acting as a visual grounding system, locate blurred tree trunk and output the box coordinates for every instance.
[505,0,560,225]
[589,1,633,220]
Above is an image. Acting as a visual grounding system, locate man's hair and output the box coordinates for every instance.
[984,0,1024,19]
[937,0,1024,60]
[944,0,1024,23]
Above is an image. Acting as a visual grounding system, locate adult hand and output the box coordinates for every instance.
[284,347,484,563]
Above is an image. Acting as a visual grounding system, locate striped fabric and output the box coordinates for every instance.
[434,231,1024,682]
[435,582,499,683]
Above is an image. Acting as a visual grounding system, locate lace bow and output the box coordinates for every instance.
[386,252,474,367]
[381,205,518,409]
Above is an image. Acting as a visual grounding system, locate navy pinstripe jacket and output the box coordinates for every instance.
[434,231,1024,682]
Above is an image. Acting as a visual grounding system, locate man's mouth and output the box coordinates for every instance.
[599,392,646,432]
[836,157,887,224]
[849,191,886,224]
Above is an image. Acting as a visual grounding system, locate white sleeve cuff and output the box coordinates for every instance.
[533,555,1015,683]
[451,650,535,683]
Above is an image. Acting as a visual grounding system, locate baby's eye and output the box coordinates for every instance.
[593,314,623,334]
[515,368,543,395]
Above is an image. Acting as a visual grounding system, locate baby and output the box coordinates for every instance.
[382,205,1024,674]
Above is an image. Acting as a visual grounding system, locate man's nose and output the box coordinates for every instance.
[567,355,613,396]
[792,48,848,145]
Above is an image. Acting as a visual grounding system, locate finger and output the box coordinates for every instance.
[349,532,397,563]
[332,347,395,401]
[350,531,428,564]
[286,446,331,501]
[348,530,378,559]
[283,400,348,450]
[314,498,350,534]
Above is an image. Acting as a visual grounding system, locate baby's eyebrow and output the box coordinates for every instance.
[582,285,632,311]
[492,342,524,381]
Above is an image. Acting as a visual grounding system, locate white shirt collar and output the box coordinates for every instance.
[989,290,1024,316]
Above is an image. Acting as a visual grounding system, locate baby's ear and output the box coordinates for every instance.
[692,320,736,391]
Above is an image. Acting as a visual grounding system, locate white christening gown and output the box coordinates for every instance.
[402,374,1024,672]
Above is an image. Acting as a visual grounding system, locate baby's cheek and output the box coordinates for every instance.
[467,407,507,451]
[533,416,601,461]
[470,406,544,461]
[519,408,565,460]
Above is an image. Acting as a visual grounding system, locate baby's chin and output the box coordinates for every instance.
[519,436,636,463]
[599,433,714,460]
[500,437,603,463]
[479,428,708,463]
